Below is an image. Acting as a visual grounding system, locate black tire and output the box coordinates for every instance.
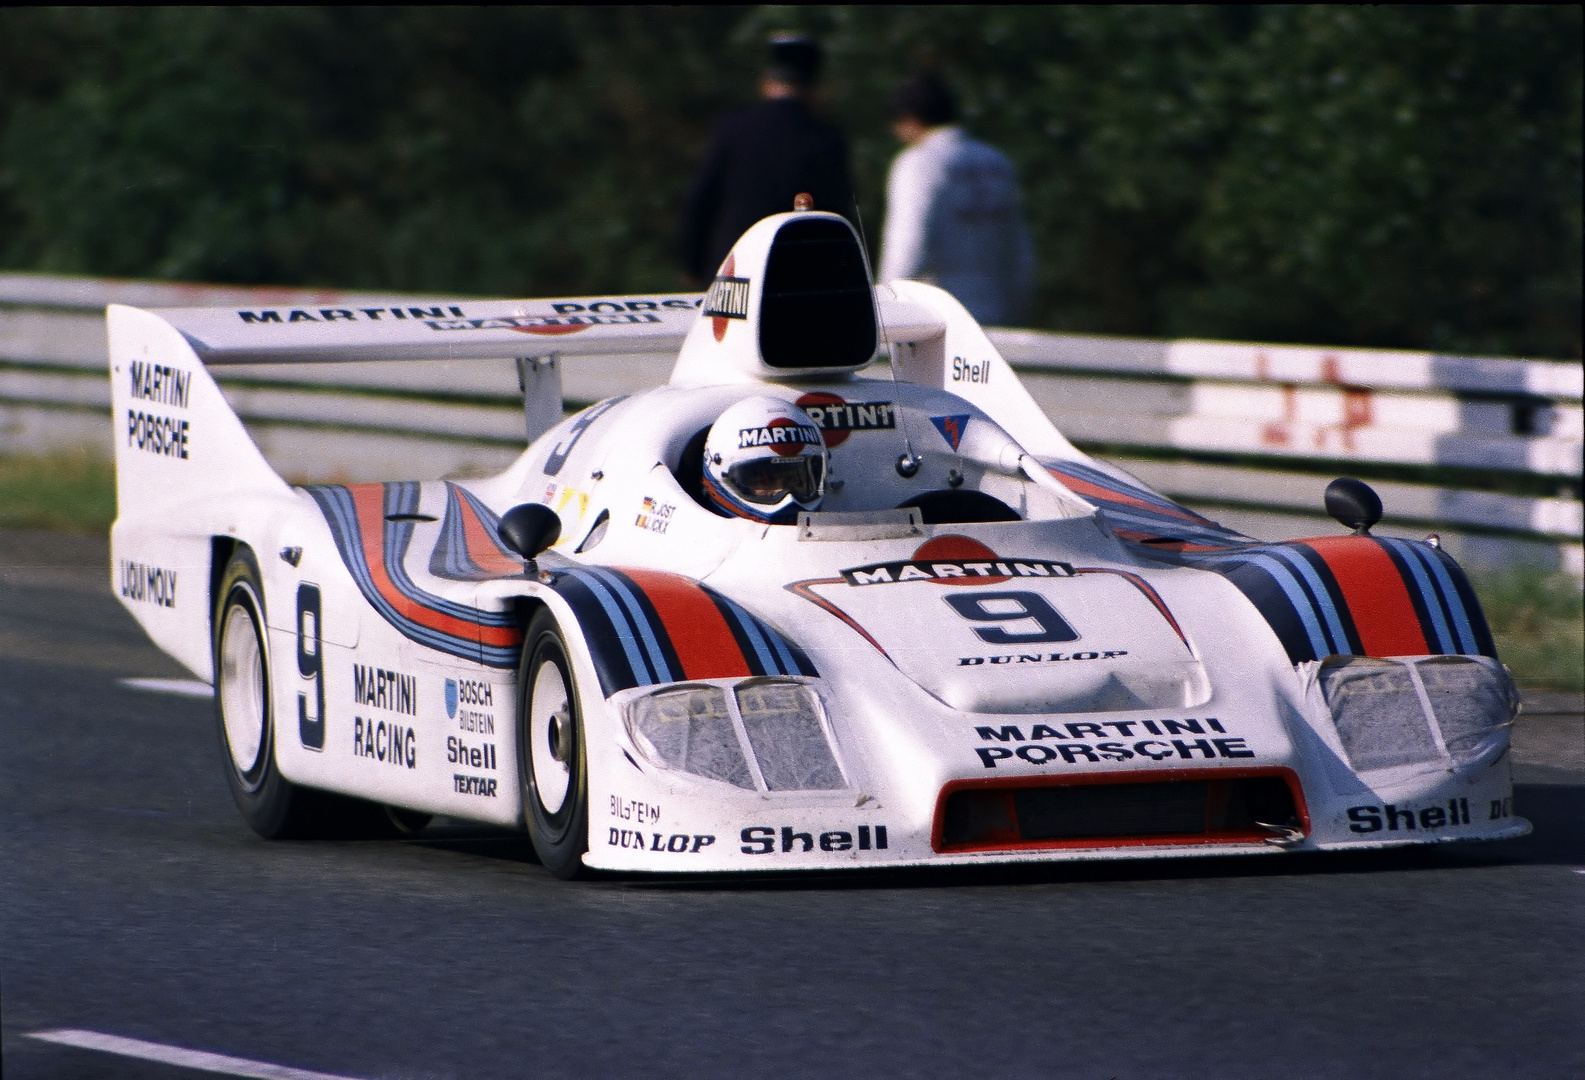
[384,806,432,836]
[214,548,399,840]
[518,608,589,878]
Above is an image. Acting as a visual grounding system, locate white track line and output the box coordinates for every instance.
[119,677,214,698]
[28,1029,369,1080]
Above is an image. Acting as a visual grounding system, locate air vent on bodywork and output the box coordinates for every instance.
[935,771,1306,852]
[758,218,877,369]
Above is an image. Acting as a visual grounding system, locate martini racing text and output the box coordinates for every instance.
[236,306,467,324]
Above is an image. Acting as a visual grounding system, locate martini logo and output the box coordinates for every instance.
[708,255,746,341]
[930,414,970,451]
[424,312,663,337]
[737,418,823,454]
[840,535,1075,587]
[795,392,897,447]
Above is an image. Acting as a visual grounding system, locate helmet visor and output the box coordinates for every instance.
[725,455,826,505]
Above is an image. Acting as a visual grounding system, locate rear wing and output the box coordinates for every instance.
[152,288,956,443]
[157,293,706,365]
[156,290,950,364]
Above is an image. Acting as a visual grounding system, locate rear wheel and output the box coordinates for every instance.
[214,548,405,840]
[519,608,589,878]
[215,548,313,838]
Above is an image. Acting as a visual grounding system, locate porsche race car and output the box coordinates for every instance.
[108,209,1528,876]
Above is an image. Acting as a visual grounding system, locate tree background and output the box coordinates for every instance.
[1,5,1578,358]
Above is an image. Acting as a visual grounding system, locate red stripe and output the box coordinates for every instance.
[1048,470,1211,524]
[786,579,891,658]
[349,486,521,648]
[1074,567,1191,651]
[619,568,751,680]
[1303,536,1429,657]
[458,494,523,577]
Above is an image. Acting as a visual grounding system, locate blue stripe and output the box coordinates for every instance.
[757,612,801,675]
[720,597,781,675]
[1045,460,1241,530]
[1264,545,1351,654]
[1399,540,1478,653]
[562,569,655,684]
[376,485,513,625]
[585,567,675,684]
[1096,506,1247,545]
[1046,460,1187,510]
[1379,538,1456,653]
[307,484,516,668]
[1209,552,1332,660]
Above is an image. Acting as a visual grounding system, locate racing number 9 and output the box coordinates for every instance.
[943,591,1078,645]
[297,583,325,749]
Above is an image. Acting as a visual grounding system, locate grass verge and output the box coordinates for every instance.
[0,451,115,533]
[0,450,1579,687]
[1470,569,1585,691]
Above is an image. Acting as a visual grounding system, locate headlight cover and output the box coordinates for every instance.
[1318,654,1517,773]
[736,680,845,791]
[626,679,846,791]
[627,685,756,789]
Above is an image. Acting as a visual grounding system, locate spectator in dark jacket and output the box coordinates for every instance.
[681,35,855,284]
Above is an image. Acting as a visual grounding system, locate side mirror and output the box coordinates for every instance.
[497,503,562,562]
[1324,478,1382,535]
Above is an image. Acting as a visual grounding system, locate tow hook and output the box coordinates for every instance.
[1257,822,1306,847]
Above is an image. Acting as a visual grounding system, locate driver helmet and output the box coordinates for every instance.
[702,394,829,523]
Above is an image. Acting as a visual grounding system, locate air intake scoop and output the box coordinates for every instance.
[670,211,883,387]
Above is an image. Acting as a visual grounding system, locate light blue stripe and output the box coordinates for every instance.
[1099,507,1242,544]
[721,597,783,674]
[1379,538,1456,652]
[758,613,800,675]
[1047,460,1228,523]
[1399,540,1478,653]
[586,568,675,684]
[1210,552,1332,660]
[1264,546,1351,653]
[565,569,654,683]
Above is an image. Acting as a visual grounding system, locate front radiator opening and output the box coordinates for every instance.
[935,769,1306,852]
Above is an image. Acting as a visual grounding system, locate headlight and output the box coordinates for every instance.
[1318,655,1516,772]
[626,679,846,791]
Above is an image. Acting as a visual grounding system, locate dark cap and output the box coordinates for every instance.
[767,33,822,87]
[887,72,958,127]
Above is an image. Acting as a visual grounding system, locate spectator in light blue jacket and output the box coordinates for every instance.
[878,73,1035,327]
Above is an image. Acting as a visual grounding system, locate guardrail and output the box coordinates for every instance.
[3,271,1579,578]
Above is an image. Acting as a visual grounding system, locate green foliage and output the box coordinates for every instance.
[1473,568,1585,691]
[0,451,116,533]
[1,6,1578,356]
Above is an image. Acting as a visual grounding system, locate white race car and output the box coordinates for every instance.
[109,209,1527,876]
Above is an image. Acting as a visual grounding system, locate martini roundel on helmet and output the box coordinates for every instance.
[702,394,829,523]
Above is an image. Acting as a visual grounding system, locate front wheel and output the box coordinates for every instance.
[518,608,589,878]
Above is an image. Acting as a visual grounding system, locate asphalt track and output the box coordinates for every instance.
[2,527,1582,1080]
